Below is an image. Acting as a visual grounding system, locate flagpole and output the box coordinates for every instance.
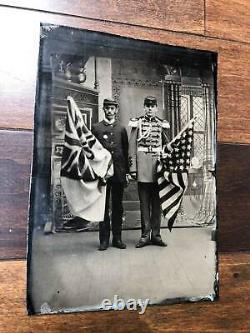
[169,117,195,145]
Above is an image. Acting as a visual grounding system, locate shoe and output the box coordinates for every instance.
[63,217,88,232]
[135,237,151,248]
[151,237,167,247]
[112,239,126,249]
[98,242,109,251]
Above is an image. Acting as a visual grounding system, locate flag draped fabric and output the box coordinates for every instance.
[157,119,194,231]
[60,96,113,222]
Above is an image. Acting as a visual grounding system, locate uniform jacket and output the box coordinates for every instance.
[92,119,129,183]
[128,115,170,183]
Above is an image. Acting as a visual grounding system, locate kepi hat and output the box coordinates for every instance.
[103,98,118,107]
[144,96,157,107]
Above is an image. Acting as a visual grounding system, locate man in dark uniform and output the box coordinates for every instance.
[129,96,169,248]
[92,98,129,251]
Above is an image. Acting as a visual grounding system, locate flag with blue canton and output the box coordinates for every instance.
[157,118,195,231]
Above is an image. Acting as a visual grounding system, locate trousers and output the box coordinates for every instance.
[138,182,161,238]
[99,181,124,243]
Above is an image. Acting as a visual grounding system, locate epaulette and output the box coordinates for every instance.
[128,118,139,128]
[162,120,170,129]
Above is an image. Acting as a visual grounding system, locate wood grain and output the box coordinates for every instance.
[0,130,32,259]
[0,9,39,130]
[217,143,250,252]
[206,0,250,44]
[0,6,249,144]
[0,2,249,332]
[0,253,249,332]
[0,4,249,256]
[0,0,205,34]
[217,44,250,143]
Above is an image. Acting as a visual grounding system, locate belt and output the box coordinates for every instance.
[138,147,161,153]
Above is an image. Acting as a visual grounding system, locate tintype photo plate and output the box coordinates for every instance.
[27,23,218,315]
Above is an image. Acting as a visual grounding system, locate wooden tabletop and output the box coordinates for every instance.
[0,1,249,332]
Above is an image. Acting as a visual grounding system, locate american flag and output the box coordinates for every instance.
[157,118,194,231]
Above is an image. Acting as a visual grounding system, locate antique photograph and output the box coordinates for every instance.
[27,23,217,314]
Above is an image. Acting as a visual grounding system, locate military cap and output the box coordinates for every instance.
[144,96,157,107]
[103,98,118,107]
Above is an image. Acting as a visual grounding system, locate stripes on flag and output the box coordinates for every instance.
[157,118,194,231]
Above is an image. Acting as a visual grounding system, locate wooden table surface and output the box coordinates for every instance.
[0,1,249,332]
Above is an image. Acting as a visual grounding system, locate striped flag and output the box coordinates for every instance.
[157,118,194,231]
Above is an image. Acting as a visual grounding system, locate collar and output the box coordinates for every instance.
[144,115,157,122]
[103,117,116,126]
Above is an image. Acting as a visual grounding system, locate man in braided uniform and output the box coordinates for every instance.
[128,96,170,248]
